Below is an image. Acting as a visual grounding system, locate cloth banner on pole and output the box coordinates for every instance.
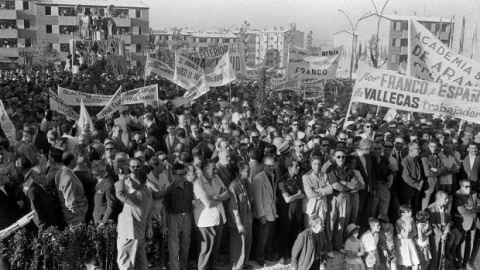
[96,86,123,119]
[269,77,302,91]
[174,52,236,88]
[181,42,246,77]
[58,86,113,106]
[287,45,343,79]
[351,66,480,124]
[49,89,80,120]
[77,99,94,136]
[121,85,159,105]
[145,57,178,84]
[409,19,480,86]
[0,100,16,146]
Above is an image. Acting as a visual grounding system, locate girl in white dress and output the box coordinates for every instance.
[395,205,420,270]
[344,224,366,270]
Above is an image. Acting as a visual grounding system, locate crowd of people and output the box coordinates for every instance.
[0,64,479,270]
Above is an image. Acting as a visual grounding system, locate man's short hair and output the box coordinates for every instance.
[62,152,76,166]
[49,148,63,163]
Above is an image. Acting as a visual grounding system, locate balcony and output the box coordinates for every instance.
[0,29,17,38]
[58,16,79,26]
[112,17,130,27]
[0,47,19,57]
[401,30,408,38]
[0,9,16,20]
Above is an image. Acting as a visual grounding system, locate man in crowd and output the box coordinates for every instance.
[116,167,152,270]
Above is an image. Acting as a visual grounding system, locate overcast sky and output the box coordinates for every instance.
[143,0,479,46]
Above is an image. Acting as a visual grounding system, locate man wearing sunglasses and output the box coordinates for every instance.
[452,179,480,269]
[351,138,375,226]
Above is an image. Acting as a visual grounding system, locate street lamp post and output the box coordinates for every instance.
[338,10,371,79]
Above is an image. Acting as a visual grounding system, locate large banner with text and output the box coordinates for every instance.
[350,66,480,124]
[409,19,480,86]
[287,45,343,80]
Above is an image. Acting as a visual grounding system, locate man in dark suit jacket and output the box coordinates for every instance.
[400,142,425,215]
[249,130,269,162]
[26,167,63,230]
[163,124,178,155]
[351,138,375,227]
[92,161,118,225]
[463,142,480,192]
[144,112,163,143]
[452,179,480,269]
[427,191,462,270]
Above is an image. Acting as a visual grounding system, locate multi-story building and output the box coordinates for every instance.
[252,27,304,68]
[0,0,149,67]
[333,14,452,74]
[150,26,305,69]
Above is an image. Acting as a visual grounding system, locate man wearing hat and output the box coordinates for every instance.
[15,125,46,175]
[163,163,194,270]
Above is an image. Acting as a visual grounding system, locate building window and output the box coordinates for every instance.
[391,38,397,47]
[45,6,51,15]
[138,27,141,35]
[60,25,79,35]
[135,9,141,18]
[393,21,401,31]
[399,54,408,63]
[0,38,17,48]
[25,38,31,47]
[401,22,408,30]
[213,38,219,43]
[84,8,90,15]
[0,19,17,29]
[3,1,15,9]
[199,38,207,43]
[22,1,29,10]
[223,39,230,43]
[59,7,77,16]
[136,44,141,52]
[114,9,129,18]
[24,20,30,29]
[192,47,196,51]
[117,27,129,35]
[400,39,408,46]
[46,25,52,34]
[442,24,448,32]
[60,43,70,52]
[431,23,436,32]
[99,8,104,16]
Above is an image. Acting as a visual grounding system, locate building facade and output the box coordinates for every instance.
[333,14,452,75]
[0,0,149,66]
[150,26,305,69]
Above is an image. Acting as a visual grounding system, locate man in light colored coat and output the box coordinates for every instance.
[116,159,153,270]
[252,157,278,266]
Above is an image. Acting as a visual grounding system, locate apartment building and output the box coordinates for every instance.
[0,0,149,66]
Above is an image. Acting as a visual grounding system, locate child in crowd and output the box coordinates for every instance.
[360,218,381,270]
[415,211,432,270]
[378,214,396,270]
[344,223,366,270]
[291,215,329,270]
[396,205,420,270]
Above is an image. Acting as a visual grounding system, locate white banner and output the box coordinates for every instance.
[57,87,113,106]
[0,100,16,146]
[409,19,480,86]
[183,72,210,101]
[96,86,123,119]
[49,90,80,120]
[181,42,246,76]
[351,66,480,124]
[287,45,343,80]
[204,51,236,87]
[121,85,159,105]
[269,77,302,91]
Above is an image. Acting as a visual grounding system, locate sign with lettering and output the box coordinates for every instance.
[58,86,113,106]
[351,66,480,124]
[121,85,159,105]
[409,19,480,86]
[287,45,343,79]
